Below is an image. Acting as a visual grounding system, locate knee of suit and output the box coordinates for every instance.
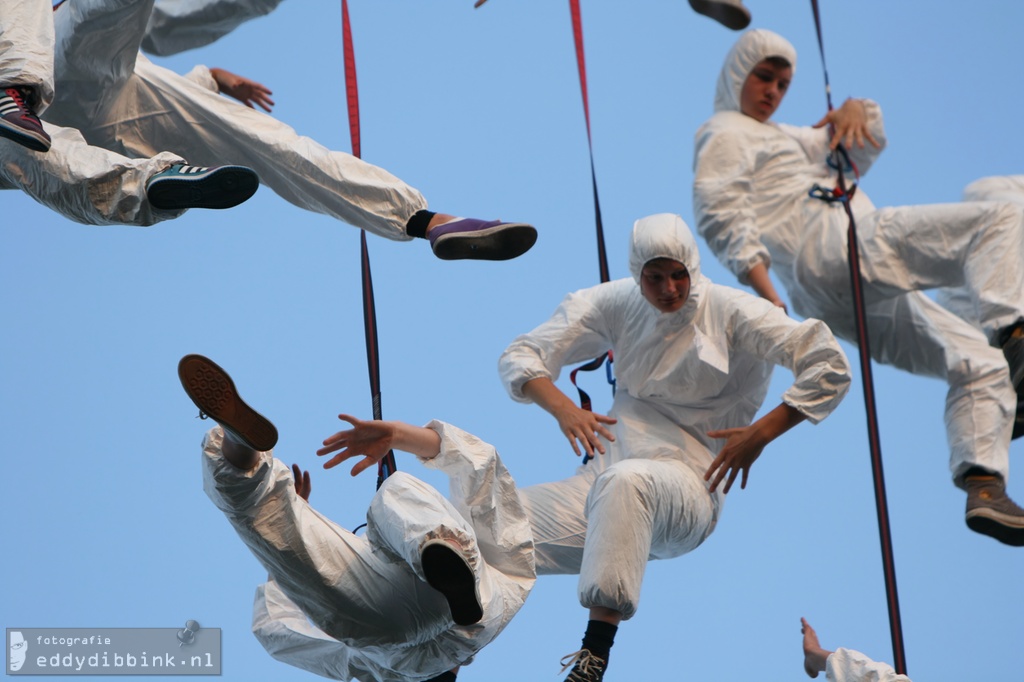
[586,459,661,522]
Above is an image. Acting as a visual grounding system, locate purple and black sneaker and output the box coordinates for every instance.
[0,87,51,152]
[428,218,537,261]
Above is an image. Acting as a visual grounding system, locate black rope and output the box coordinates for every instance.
[808,1,907,672]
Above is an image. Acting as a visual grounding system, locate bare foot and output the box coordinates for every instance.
[801,618,831,678]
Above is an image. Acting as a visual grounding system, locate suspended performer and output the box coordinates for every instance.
[800,619,911,682]
[0,0,258,223]
[692,29,1024,546]
[178,354,534,682]
[499,213,851,682]
[45,0,536,261]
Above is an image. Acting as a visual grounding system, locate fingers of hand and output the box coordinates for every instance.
[350,456,375,477]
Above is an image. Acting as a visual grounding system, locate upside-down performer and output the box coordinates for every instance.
[46,0,536,261]
[178,354,535,682]
[0,0,258,223]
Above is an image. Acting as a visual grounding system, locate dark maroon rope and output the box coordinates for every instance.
[808,0,906,672]
[342,0,397,488]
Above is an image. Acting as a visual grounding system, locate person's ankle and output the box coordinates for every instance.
[220,429,259,470]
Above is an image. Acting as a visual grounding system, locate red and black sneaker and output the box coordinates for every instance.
[0,87,51,152]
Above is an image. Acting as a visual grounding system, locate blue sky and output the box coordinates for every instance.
[4,1,1023,680]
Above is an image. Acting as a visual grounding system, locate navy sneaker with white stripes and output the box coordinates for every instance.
[145,164,259,210]
[0,87,51,152]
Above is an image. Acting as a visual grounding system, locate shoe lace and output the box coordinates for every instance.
[3,87,29,111]
[559,649,606,681]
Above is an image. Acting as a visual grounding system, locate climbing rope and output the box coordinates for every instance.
[567,0,616,464]
[341,0,398,489]
[808,0,907,672]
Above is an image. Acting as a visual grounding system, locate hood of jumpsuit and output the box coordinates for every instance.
[713,28,797,114]
[628,212,708,325]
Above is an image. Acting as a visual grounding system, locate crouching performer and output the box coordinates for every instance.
[178,354,535,682]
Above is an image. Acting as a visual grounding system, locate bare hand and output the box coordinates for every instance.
[812,98,880,151]
[801,618,832,678]
[704,424,768,493]
[291,463,312,501]
[554,404,616,458]
[317,414,395,476]
[210,67,275,112]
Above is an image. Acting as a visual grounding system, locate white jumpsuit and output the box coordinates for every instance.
[46,0,427,241]
[202,421,534,682]
[499,213,850,620]
[964,175,1024,205]
[693,29,1024,486]
[142,0,286,56]
[0,0,188,225]
[825,648,911,682]
[0,0,54,111]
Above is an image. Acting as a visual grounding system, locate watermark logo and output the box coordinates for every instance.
[6,626,221,676]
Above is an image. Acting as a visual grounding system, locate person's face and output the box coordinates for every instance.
[10,632,26,671]
[640,259,691,313]
[740,58,792,122]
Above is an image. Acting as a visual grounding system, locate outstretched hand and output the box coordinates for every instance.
[317,414,395,476]
[210,67,275,112]
[812,98,880,151]
[553,403,617,458]
[704,423,768,493]
[291,464,312,501]
[801,618,831,678]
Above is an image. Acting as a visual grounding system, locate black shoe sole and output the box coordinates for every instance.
[966,513,1024,547]
[432,223,537,261]
[688,0,751,30]
[422,541,483,626]
[0,120,51,152]
[178,354,278,452]
[147,166,259,210]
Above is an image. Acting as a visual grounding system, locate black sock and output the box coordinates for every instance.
[581,620,617,661]
[405,209,436,239]
[423,672,456,682]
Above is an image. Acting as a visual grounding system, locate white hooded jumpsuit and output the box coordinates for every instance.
[964,176,1024,205]
[141,0,286,56]
[693,29,1024,487]
[0,0,187,225]
[202,421,534,682]
[824,648,911,682]
[499,213,850,620]
[45,0,427,240]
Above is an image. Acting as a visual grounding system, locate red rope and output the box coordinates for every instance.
[342,0,397,488]
[567,0,615,464]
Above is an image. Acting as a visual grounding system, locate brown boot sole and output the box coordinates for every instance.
[178,354,278,452]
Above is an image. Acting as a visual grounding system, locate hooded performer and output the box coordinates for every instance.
[178,354,534,682]
[692,29,1024,546]
[499,213,851,682]
[43,0,535,261]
